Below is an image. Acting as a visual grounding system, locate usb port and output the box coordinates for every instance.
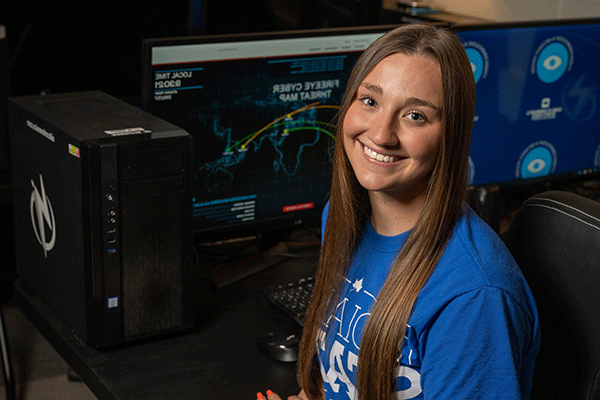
[107,238,116,244]
[107,228,116,234]
[108,248,117,254]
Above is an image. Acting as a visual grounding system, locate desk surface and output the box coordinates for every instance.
[14,250,318,400]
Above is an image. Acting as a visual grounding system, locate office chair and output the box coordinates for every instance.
[504,190,600,400]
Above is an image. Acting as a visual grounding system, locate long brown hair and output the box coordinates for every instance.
[297,24,476,400]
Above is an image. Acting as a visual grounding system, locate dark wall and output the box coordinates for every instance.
[0,0,379,101]
[1,1,190,100]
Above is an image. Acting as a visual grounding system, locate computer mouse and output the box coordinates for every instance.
[256,332,300,362]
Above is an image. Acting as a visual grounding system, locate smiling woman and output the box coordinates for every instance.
[263,23,540,400]
[342,52,443,234]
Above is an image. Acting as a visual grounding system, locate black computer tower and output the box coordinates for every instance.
[8,91,193,347]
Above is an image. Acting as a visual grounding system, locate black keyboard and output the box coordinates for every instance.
[263,276,314,326]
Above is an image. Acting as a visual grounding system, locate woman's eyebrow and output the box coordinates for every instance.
[361,82,383,95]
[405,97,441,112]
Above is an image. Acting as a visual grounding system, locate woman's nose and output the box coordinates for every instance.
[368,112,400,148]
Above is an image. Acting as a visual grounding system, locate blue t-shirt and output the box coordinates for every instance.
[317,203,540,399]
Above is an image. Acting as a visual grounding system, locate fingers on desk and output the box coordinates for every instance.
[257,388,307,400]
[257,390,282,400]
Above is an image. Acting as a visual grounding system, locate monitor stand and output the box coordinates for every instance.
[211,241,292,289]
[204,226,321,289]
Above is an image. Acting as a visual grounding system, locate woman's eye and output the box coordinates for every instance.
[359,96,377,107]
[407,111,426,122]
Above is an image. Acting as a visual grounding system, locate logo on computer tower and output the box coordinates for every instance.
[30,174,56,257]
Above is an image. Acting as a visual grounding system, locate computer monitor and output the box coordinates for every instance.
[141,25,395,242]
[455,18,600,189]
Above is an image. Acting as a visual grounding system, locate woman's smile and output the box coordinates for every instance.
[361,142,403,164]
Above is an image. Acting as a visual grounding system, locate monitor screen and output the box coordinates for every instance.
[142,26,393,240]
[456,19,600,188]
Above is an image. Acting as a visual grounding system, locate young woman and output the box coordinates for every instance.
[261,23,540,400]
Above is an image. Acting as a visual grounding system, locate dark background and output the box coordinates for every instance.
[0,0,385,99]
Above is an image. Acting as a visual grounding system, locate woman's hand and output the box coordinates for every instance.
[256,389,308,400]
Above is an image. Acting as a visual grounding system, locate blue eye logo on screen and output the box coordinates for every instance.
[517,141,557,179]
[466,48,484,84]
[463,42,488,84]
[534,38,572,84]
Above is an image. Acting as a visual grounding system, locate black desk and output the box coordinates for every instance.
[13,251,318,399]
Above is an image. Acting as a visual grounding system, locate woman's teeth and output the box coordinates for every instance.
[363,145,397,163]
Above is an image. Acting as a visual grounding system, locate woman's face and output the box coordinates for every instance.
[343,53,443,202]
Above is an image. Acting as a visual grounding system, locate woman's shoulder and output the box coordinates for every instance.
[450,204,516,270]
[413,204,535,320]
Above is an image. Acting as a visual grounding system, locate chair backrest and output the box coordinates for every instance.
[505,190,600,400]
